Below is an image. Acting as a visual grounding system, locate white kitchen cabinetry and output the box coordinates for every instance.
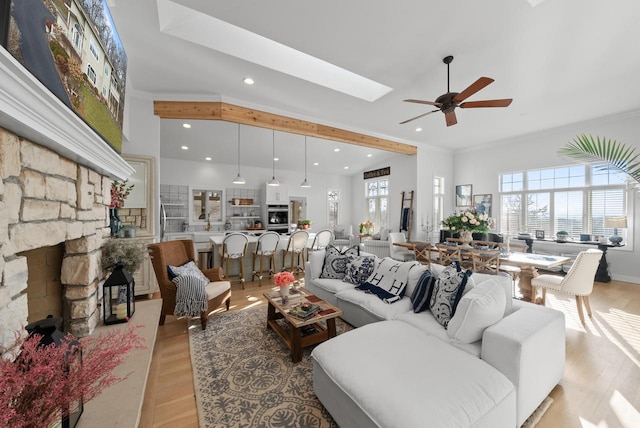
[132,236,158,298]
[263,183,289,204]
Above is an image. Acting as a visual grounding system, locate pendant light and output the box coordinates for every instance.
[300,136,311,188]
[267,130,280,186]
[232,124,246,184]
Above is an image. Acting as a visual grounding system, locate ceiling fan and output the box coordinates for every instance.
[400,55,513,127]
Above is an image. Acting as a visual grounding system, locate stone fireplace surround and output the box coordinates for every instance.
[0,128,113,343]
[0,47,133,350]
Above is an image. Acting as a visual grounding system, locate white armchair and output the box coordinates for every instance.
[330,224,356,247]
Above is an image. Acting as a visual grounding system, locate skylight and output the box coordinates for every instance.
[156,0,393,102]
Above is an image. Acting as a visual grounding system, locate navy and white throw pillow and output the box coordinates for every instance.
[410,270,437,313]
[343,256,377,285]
[168,260,209,283]
[357,257,418,303]
[429,262,472,328]
[320,245,360,279]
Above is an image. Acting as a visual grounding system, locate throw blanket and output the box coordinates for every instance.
[356,282,401,304]
[172,274,209,316]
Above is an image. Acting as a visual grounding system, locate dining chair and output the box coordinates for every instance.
[220,233,249,288]
[531,249,603,324]
[446,237,464,245]
[251,231,280,286]
[282,230,309,274]
[148,240,231,330]
[434,243,462,265]
[389,232,416,262]
[307,229,333,258]
[471,240,499,249]
[471,248,501,274]
[412,241,433,267]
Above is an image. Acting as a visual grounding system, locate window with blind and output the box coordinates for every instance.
[499,165,628,240]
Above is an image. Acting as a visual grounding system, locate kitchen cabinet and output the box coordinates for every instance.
[131,236,158,298]
[263,183,289,204]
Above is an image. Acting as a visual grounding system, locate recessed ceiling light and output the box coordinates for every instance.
[274,157,279,161]
[367,154,372,157]
[205,157,211,161]
[183,123,191,129]
[344,166,349,170]
[334,148,340,152]
[415,127,422,132]
[313,162,319,166]
[181,145,189,150]
[243,77,254,85]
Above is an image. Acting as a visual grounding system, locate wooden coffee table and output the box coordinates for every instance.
[264,289,343,363]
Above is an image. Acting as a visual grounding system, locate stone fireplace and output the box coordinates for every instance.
[1,128,114,342]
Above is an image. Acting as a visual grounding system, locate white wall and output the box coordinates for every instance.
[453,111,640,283]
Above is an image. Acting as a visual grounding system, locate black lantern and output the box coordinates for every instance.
[103,263,135,324]
[25,315,83,428]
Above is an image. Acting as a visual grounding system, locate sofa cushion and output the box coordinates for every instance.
[342,255,376,285]
[429,262,472,328]
[405,264,429,297]
[447,278,507,344]
[320,245,359,279]
[410,270,437,313]
[312,278,357,295]
[358,257,419,303]
[336,289,413,321]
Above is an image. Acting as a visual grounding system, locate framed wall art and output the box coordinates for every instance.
[455,184,472,207]
[473,194,492,217]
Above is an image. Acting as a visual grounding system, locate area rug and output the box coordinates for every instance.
[189,305,552,428]
[188,305,350,427]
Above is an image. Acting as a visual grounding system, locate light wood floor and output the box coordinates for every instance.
[139,275,640,428]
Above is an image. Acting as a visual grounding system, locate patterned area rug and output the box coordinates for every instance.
[189,305,350,427]
[189,305,552,428]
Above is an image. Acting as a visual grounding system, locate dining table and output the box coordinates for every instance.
[499,252,571,303]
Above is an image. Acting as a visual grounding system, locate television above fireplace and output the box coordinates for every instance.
[0,0,127,153]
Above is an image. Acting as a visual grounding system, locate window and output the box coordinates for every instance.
[499,164,628,240]
[433,176,445,228]
[72,23,82,49]
[327,189,339,228]
[104,64,110,77]
[89,36,99,61]
[102,85,107,97]
[365,178,389,232]
[87,64,96,85]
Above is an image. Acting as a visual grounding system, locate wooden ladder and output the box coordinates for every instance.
[400,190,414,240]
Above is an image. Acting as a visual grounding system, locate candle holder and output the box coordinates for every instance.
[421,218,435,243]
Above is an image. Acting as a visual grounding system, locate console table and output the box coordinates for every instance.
[516,238,623,283]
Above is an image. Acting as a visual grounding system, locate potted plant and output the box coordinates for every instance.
[556,230,569,242]
[300,219,312,229]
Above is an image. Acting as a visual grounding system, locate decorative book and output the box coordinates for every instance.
[288,303,321,320]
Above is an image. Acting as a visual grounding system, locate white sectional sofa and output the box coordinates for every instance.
[304,249,565,427]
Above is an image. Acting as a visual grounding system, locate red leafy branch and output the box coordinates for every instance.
[0,324,146,428]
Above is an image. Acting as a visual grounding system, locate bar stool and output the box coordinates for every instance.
[251,232,280,286]
[220,233,249,289]
[281,230,309,274]
[306,229,333,258]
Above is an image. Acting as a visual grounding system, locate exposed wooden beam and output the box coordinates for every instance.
[153,100,416,156]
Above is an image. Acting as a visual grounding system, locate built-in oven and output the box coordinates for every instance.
[266,204,289,232]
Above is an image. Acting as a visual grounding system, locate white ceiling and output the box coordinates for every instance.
[109,0,640,175]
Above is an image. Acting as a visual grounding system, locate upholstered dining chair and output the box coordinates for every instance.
[531,249,603,324]
[388,232,416,262]
[221,233,249,288]
[148,240,231,330]
[251,231,280,286]
[282,230,309,274]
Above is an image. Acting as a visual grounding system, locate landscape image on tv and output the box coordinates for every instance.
[5,0,127,152]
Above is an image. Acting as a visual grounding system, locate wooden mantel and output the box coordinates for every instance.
[153,101,416,156]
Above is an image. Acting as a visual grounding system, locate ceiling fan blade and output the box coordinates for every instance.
[445,111,457,127]
[459,99,513,108]
[399,109,440,125]
[453,77,494,102]
[403,99,442,107]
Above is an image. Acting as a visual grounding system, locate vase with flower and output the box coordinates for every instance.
[442,209,492,248]
[274,271,296,301]
[110,180,134,237]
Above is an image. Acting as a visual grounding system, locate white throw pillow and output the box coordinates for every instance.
[447,278,506,344]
